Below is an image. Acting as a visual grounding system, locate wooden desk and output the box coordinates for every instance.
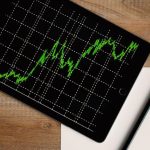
[0,0,149,149]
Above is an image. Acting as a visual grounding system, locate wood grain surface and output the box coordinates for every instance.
[0,0,149,150]
[0,92,60,150]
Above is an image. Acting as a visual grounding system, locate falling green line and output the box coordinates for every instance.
[0,37,139,84]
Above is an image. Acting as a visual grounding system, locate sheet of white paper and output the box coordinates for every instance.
[61,68,150,150]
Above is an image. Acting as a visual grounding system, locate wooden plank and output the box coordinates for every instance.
[0,1,149,150]
[0,92,60,150]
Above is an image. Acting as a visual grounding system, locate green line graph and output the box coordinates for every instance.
[0,37,139,84]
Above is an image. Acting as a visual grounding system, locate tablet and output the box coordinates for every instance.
[0,0,149,142]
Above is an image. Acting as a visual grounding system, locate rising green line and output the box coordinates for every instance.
[0,37,139,84]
